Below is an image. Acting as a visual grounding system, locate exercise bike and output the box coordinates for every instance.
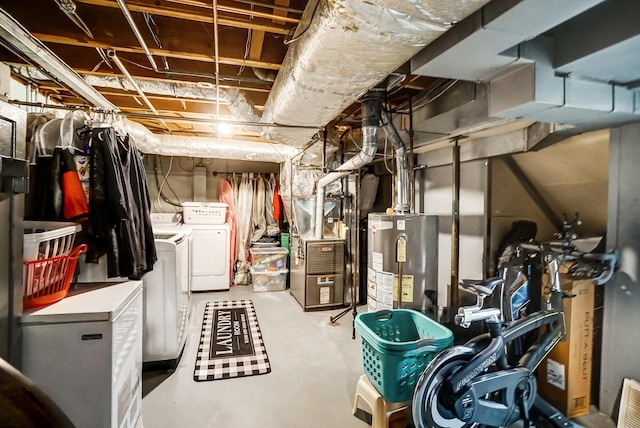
[412,235,618,428]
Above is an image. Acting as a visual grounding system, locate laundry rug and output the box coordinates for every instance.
[194,300,271,381]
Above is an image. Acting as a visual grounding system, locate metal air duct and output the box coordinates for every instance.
[380,110,410,213]
[489,39,640,130]
[411,0,604,81]
[262,0,491,147]
[314,90,382,239]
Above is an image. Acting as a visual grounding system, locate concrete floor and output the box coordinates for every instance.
[140,285,616,428]
[142,286,369,428]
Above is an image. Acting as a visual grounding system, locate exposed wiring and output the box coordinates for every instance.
[143,12,170,70]
[160,155,182,205]
[284,0,321,45]
[267,142,288,163]
[91,47,113,72]
[347,131,362,151]
[238,5,254,76]
[383,135,393,174]
[179,156,195,171]
[396,79,459,114]
[117,55,270,85]
[154,155,181,211]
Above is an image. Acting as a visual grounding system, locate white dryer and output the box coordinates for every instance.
[181,202,231,292]
[187,222,231,291]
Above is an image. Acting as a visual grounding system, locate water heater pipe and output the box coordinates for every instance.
[380,109,410,213]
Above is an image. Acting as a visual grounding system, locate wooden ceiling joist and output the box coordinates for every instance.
[33,33,282,71]
[74,0,295,34]
[166,0,304,15]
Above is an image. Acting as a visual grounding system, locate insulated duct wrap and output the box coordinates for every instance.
[288,166,341,199]
[227,89,264,134]
[121,119,297,162]
[262,0,490,147]
[82,73,235,103]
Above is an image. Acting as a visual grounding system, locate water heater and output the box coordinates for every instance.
[367,213,438,316]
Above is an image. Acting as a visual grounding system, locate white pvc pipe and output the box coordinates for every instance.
[314,126,378,239]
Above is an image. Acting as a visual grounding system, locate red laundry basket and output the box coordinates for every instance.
[23,244,87,309]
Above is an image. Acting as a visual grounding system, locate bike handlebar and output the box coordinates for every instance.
[576,251,619,285]
[517,241,619,285]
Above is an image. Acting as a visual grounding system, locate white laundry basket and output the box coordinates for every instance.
[23,221,81,261]
[182,202,228,225]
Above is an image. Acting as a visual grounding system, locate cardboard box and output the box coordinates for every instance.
[537,277,594,418]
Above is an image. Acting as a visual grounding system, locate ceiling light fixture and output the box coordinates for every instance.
[217,122,234,136]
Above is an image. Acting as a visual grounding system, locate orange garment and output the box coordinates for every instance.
[272,183,283,223]
[62,171,89,220]
[218,179,237,280]
[60,148,89,221]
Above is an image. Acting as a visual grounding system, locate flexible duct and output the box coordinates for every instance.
[380,110,410,213]
[121,119,298,162]
[314,91,382,239]
[262,0,491,147]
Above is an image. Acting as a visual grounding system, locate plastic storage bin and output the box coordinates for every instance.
[251,268,288,292]
[23,221,81,261]
[355,309,453,403]
[249,247,288,272]
[182,202,228,225]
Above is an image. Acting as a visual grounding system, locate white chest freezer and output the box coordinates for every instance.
[20,281,143,428]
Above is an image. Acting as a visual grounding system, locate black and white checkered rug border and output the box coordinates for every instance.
[194,300,271,381]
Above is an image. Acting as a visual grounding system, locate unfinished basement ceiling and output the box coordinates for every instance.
[1,0,640,159]
[0,0,452,144]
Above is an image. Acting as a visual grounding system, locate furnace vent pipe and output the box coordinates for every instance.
[314,90,383,239]
[380,110,410,213]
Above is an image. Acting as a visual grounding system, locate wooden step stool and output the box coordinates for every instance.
[352,375,410,428]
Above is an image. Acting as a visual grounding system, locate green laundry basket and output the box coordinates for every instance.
[355,309,453,403]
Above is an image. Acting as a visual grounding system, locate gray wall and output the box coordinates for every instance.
[143,155,280,212]
[600,123,640,417]
[489,130,609,274]
[414,158,489,312]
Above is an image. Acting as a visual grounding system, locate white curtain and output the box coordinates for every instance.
[236,174,254,262]
[251,176,266,242]
[265,174,280,236]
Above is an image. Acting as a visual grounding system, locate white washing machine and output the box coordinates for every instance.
[143,229,191,367]
[149,212,192,295]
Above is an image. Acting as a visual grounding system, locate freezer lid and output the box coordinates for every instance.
[20,281,143,325]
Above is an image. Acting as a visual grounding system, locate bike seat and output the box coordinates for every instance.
[460,278,503,297]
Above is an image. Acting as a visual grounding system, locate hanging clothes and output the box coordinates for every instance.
[251,176,266,242]
[234,174,254,285]
[59,148,89,221]
[217,178,237,280]
[272,182,284,227]
[264,175,279,236]
[86,127,156,280]
[232,174,240,221]
[235,173,254,262]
